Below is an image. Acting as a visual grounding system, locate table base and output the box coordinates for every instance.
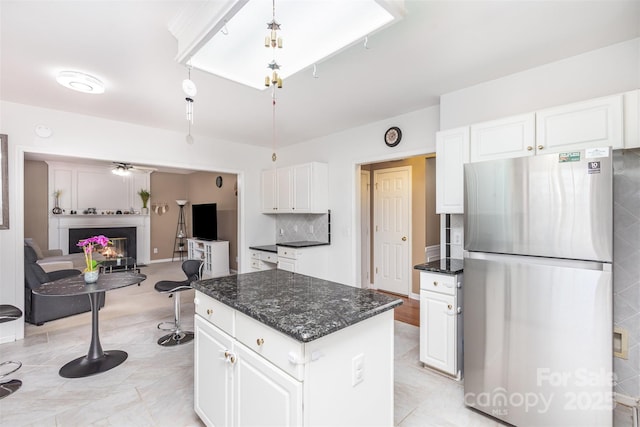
[59,350,128,378]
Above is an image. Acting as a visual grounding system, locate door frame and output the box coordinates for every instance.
[360,170,371,288]
[372,165,412,296]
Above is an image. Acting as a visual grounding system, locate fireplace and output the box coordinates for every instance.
[50,215,150,264]
[69,227,137,260]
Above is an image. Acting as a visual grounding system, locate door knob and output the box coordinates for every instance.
[401,236,407,241]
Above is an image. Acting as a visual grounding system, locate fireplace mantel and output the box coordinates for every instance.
[49,214,151,264]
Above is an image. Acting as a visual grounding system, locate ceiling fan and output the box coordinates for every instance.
[111,162,156,176]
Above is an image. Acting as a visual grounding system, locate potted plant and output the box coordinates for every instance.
[77,235,110,283]
[138,189,150,214]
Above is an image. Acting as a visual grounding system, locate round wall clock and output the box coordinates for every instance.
[384,127,402,147]
[216,176,223,188]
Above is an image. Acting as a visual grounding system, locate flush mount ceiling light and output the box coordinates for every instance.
[56,71,105,94]
[169,0,403,90]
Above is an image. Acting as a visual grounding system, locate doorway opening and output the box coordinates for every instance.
[359,154,439,301]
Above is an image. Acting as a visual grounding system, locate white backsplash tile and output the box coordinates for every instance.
[276,212,330,243]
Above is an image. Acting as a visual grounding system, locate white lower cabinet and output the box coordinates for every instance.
[195,315,301,427]
[235,343,302,427]
[194,290,394,427]
[420,291,457,374]
[419,271,462,379]
[194,315,234,427]
[250,249,277,271]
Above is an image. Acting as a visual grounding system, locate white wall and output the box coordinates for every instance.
[277,105,440,287]
[440,38,640,129]
[0,101,275,342]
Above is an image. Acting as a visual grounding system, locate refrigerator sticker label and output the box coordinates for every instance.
[559,152,581,163]
[588,161,601,174]
[585,147,610,158]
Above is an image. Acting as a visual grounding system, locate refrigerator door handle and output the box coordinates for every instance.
[464,250,610,271]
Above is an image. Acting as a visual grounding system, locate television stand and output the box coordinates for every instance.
[187,239,230,278]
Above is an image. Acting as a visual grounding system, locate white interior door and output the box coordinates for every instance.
[360,170,371,288]
[374,166,411,295]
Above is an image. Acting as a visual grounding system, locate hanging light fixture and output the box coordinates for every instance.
[264,0,282,162]
[264,0,283,89]
[183,63,197,144]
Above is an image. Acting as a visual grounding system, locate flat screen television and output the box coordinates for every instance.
[192,203,218,241]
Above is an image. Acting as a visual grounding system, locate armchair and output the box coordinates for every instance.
[24,245,105,325]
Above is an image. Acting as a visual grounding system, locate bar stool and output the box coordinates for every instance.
[155,260,203,346]
[0,305,23,399]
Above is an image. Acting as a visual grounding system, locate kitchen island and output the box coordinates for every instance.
[191,269,402,427]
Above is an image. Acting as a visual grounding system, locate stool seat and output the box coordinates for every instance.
[154,280,192,294]
[0,305,23,323]
[154,260,202,347]
[0,304,22,400]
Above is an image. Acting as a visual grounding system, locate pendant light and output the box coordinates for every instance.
[183,63,197,144]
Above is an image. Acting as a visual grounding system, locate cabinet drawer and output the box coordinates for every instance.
[250,251,261,260]
[262,252,278,263]
[420,272,457,295]
[236,312,304,381]
[250,259,261,269]
[277,247,300,260]
[194,291,235,336]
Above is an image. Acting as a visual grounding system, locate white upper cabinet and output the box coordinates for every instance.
[470,113,536,162]
[261,162,328,214]
[276,167,293,211]
[261,169,277,212]
[436,127,469,214]
[536,94,624,152]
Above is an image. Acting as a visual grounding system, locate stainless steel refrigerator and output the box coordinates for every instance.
[463,149,613,427]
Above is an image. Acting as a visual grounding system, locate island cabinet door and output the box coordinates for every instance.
[234,342,302,427]
[194,315,234,427]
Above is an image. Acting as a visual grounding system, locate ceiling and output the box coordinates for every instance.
[1,1,639,149]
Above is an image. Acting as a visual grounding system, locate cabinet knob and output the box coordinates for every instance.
[401,236,407,241]
[447,304,453,310]
[433,281,438,286]
[527,146,533,151]
[206,309,213,315]
[224,351,236,364]
[256,338,265,346]
[537,145,544,150]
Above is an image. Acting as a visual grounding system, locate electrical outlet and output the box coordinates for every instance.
[452,231,462,245]
[352,354,364,387]
[279,228,284,235]
[294,225,298,232]
[310,225,314,233]
[153,247,158,254]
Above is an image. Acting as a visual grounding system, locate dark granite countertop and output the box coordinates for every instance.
[277,240,330,248]
[250,241,330,253]
[414,258,464,275]
[192,269,402,343]
[249,244,278,253]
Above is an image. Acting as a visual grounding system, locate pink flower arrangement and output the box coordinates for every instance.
[77,235,111,272]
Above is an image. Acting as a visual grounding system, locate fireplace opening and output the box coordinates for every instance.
[69,227,137,260]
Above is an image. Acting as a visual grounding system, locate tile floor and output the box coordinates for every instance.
[2,261,624,426]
